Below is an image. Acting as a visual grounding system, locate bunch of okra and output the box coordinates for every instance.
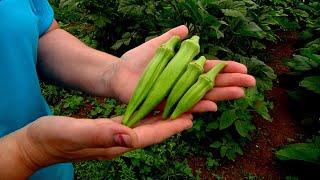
[122,36,226,127]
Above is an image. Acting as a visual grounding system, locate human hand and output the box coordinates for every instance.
[5,114,192,177]
[111,25,256,113]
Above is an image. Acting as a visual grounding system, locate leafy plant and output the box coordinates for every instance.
[276,136,320,164]
[44,0,320,178]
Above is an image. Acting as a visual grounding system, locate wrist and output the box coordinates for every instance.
[102,59,122,99]
[0,129,38,179]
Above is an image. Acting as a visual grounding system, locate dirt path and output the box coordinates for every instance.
[188,31,307,179]
[188,86,302,179]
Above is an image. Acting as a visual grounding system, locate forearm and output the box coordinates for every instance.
[0,131,36,179]
[38,29,120,97]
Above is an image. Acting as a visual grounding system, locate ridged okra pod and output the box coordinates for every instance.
[125,36,201,127]
[122,36,181,125]
[170,62,227,119]
[162,56,207,119]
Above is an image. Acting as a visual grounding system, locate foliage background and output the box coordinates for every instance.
[44,0,319,179]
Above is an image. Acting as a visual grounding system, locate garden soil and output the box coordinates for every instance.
[188,31,313,179]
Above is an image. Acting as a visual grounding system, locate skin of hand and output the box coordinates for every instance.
[111,25,256,112]
[0,114,193,179]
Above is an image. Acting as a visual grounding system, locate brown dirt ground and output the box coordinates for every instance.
[188,31,309,179]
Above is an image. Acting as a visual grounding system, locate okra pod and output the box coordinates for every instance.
[162,56,206,119]
[123,36,181,125]
[126,36,201,127]
[170,62,227,119]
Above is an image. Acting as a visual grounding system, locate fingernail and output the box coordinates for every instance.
[114,134,131,147]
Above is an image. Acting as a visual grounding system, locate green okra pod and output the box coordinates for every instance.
[162,56,207,119]
[170,62,227,119]
[123,36,181,125]
[125,36,201,127]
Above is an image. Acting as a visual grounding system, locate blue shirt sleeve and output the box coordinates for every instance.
[32,0,54,36]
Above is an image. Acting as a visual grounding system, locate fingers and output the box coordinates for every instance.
[68,119,139,149]
[204,87,245,101]
[205,60,248,74]
[73,114,194,160]
[214,73,256,87]
[189,100,218,113]
[133,114,193,148]
[146,25,189,49]
[121,25,188,63]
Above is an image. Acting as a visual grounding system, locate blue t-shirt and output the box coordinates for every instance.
[0,0,73,179]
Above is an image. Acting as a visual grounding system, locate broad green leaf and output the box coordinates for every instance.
[275,143,320,164]
[299,76,320,94]
[207,120,219,130]
[238,22,265,38]
[254,100,272,121]
[244,87,258,106]
[206,158,219,168]
[221,9,244,18]
[111,39,125,50]
[252,40,266,50]
[215,29,224,39]
[219,109,237,130]
[234,120,255,137]
[192,119,204,131]
[220,146,228,157]
[210,141,222,148]
[287,55,318,71]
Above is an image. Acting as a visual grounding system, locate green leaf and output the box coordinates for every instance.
[210,141,222,148]
[234,120,255,137]
[287,55,319,71]
[238,22,265,38]
[192,119,204,131]
[206,158,219,168]
[207,120,219,130]
[254,100,272,121]
[219,109,237,130]
[275,143,320,164]
[299,76,320,94]
[221,9,244,18]
[220,146,228,157]
[252,40,266,50]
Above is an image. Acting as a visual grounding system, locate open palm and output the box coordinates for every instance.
[112,25,256,113]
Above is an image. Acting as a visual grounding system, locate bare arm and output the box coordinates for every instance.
[38,20,120,97]
[38,22,255,105]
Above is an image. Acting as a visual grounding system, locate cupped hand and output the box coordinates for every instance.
[17,114,193,172]
[111,25,256,113]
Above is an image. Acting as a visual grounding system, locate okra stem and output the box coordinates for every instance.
[123,36,181,125]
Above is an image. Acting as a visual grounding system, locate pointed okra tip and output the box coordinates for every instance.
[205,62,227,81]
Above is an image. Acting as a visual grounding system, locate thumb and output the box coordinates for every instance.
[36,117,140,149]
[76,119,139,149]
